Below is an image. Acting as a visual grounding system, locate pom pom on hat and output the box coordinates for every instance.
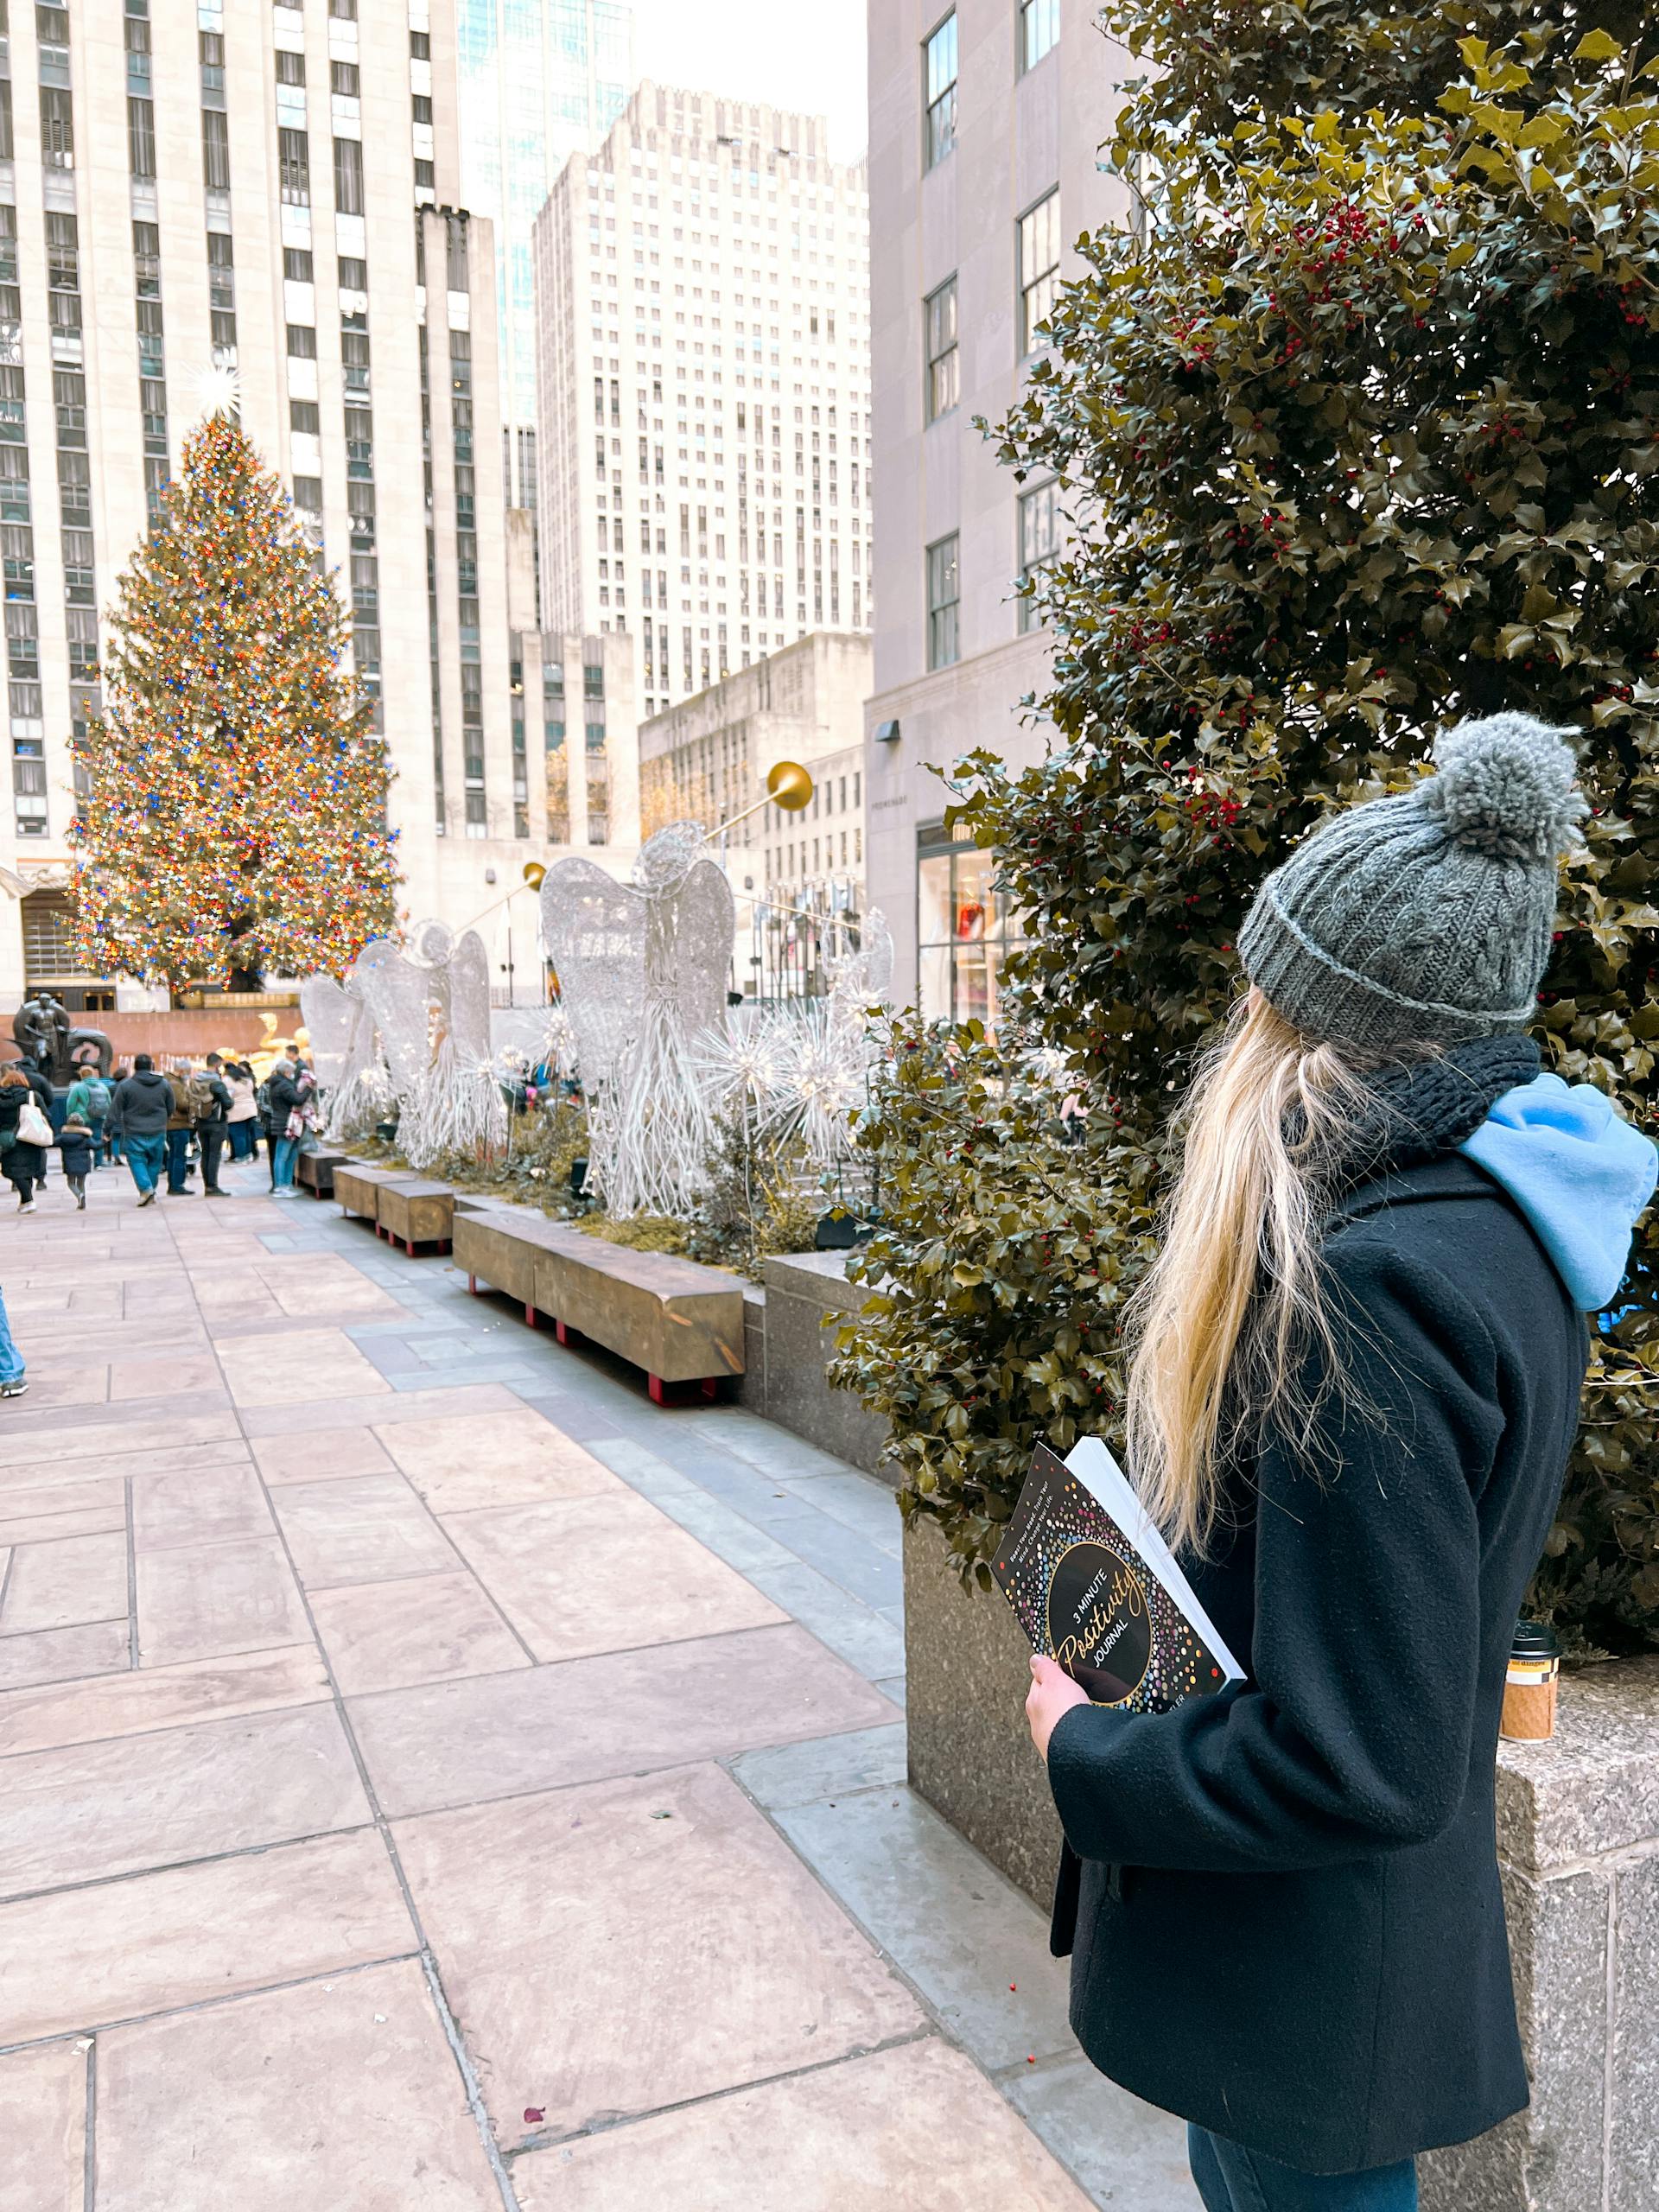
[1422,712,1585,861]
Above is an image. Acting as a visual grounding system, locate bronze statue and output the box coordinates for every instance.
[11,990,111,1083]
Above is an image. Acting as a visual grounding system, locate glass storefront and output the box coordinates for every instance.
[917,826,1025,1031]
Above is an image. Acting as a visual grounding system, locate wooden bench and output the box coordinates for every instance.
[532,1237,745,1404]
[296,1147,350,1199]
[377,1178,455,1255]
[334,1162,422,1227]
[452,1205,591,1328]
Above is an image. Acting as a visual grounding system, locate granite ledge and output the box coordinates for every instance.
[1496,1654,1659,1877]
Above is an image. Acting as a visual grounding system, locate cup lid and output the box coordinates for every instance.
[1511,1618,1562,1659]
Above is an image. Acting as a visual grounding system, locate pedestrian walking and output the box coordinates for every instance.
[105,1065,130,1164]
[64,1064,111,1169]
[55,1111,95,1211]
[108,1053,173,1206]
[226,1059,259,1160]
[0,1279,28,1398]
[21,1058,53,1185]
[162,1065,200,1197]
[266,1048,303,1196]
[1024,716,1659,2212]
[194,1053,232,1196]
[0,1064,48,1212]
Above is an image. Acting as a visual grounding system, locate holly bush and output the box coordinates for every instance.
[833,8,1659,1644]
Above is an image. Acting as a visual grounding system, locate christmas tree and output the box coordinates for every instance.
[71,392,398,989]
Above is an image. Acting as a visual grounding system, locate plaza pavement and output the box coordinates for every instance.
[0,1154,1199,2210]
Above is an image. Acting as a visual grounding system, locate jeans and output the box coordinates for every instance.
[0,1285,23,1384]
[1189,2130,1418,2212]
[229,1119,255,1160]
[272,1135,299,1188]
[89,1116,106,1166]
[165,1126,192,1193]
[124,1132,165,1195]
[198,1123,226,1192]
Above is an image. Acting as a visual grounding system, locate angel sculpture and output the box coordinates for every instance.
[540,821,735,1215]
[391,920,506,1168]
[298,969,382,1138]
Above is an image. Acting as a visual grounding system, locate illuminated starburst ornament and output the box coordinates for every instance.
[193,359,242,422]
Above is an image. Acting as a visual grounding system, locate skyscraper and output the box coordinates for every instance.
[531,82,874,728]
[456,0,633,514]
[862,1,1127,1021]
[0,0,569,1010]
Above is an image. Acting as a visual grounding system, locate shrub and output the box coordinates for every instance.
[836,11,1659,1647]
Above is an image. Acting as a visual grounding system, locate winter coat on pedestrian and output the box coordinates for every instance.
[194,1073,232,1126]
[55,1118,96,1177]
[264,1064,301,1133]
[108,1068,175,1139]
[226,1073,257,1124]
[1046,1048,1656,2177]
[0,1077,45,1185]
[63,1075,107,1125]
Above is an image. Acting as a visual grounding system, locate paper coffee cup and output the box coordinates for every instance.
[1501,1620,1560,1742]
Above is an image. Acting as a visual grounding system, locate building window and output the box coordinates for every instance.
[201,110,231,192]
[278,128,310,205]
[1017,478,1059,631]
[334,138,365,218]
[127,98,156,181]
[924,13,957,170]
[926,533,959,671]
[918,828,1025,1031]
[924,277,958,423]
[1019,0,1060,71]
[1018,189,1061,356]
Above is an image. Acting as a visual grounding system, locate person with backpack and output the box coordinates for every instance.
[108,1053,175,1206]
[64,1065,111,1170]
[163,1064,199,1197]
[194,1053,233,1197]
[1024,715,1658,2212]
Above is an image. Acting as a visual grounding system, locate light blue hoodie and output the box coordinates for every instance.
[1461,1073,1658,1313]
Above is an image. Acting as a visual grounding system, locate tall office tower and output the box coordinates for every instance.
[455,0,633,518]
[532,81,874,739]
[0,0,565,1010]
[862,2,1126,1022]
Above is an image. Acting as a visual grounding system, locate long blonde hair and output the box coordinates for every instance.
[1125,991,1413,1554]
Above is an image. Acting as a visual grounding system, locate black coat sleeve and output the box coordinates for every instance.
[1045,1237,1505,1874]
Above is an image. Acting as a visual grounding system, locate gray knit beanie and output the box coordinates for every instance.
[1237,712,1585,1050]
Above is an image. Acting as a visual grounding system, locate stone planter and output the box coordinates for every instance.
[902,1515,1059,1907]
[758,1252,892,1479]
[1421,1654,1659,2212]
[903,1525,1659,2210]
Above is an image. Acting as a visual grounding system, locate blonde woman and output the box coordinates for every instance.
[1025,715,1656,2212]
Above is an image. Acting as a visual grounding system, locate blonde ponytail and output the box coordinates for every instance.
[1124,992,1413,1554]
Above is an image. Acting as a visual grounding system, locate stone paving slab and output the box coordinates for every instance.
[92,1960,502,2212]
[0,1704,368,1898]
[0,2038,84,2212]
[515,2037,1096,2210]
[396,1761,925,2147]
[0,1828,414,2044]
[0,1158,1196,2208]
[349,1621,899,1818]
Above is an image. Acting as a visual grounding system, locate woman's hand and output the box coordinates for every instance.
[1027,1655,1090,1759]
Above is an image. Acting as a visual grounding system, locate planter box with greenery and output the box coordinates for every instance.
[831,7,1659,2202]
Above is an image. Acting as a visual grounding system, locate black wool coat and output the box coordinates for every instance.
[1046,1152,1588,2174]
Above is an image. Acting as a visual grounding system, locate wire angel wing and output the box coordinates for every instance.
[540,857,646,1091]
[298,976,359,1096]
[652,855,735,1043]
[350,939,433,1103]
[448,929,493,1063]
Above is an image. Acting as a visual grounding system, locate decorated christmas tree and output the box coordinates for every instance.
[71,389,398,989]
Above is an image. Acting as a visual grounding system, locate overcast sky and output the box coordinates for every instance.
[628,0,869,162]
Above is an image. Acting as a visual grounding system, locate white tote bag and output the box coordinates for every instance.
[16,1098,51,1147]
